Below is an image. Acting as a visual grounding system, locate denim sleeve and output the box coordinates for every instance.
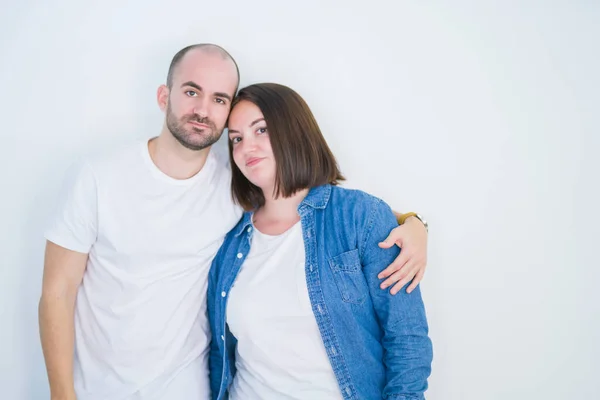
[360,198,433,399]
[208,247,225,400]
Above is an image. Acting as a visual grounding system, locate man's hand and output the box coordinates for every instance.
[377,216,428,294]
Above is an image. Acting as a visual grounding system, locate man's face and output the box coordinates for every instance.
[164,50,238,151]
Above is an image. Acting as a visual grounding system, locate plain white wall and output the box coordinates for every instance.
[1,1,598,399]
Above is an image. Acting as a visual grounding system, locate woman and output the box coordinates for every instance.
[208,83,433,399]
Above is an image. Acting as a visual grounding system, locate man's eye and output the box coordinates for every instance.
[215,98,226,104]
[185,91,197,97]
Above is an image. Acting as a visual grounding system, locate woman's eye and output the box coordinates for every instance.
[231,137,241,144]
[257,127,267,134]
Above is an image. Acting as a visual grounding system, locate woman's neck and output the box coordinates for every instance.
[253,188,309,235]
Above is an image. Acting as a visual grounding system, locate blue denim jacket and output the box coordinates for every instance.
[208,185,433,400]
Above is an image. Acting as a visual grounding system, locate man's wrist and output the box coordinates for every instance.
[50,392,77,400]
[49,383,76,400]
[398,212,428,233]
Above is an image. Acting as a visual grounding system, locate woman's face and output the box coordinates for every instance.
[228,100,276,191]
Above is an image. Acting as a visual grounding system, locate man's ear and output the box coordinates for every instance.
[157,84,169,112]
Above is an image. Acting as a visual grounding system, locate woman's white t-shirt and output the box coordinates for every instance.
[226,222,343,399]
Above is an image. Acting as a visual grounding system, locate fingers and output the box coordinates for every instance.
[378,241,394,249]
[378,226,404,249]
[406,269,425,294]
[376,223,428,294]
[389,262,426,295]
[389,265,417,295]
[377,252,409,281]
[380,259,426,295]
[381,268,409,293]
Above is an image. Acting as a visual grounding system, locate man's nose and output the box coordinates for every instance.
[193,99,208,119]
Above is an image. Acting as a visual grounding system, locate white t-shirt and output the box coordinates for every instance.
[226,222,343,400]
[45,140,242,400]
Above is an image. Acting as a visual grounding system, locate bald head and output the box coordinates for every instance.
[166,44,240,91]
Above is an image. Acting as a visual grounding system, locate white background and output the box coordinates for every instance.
[1,1,598,399]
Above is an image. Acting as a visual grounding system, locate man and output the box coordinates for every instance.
[39,44,429,400]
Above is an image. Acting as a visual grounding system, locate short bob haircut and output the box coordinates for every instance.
[229,83,345,211]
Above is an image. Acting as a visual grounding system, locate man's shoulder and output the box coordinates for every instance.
[84,140,144,171]
[57,141,142,188]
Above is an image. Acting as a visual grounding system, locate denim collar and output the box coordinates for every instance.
[233,184,332,237]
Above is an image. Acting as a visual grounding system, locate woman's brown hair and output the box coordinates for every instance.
[229,83,344,210]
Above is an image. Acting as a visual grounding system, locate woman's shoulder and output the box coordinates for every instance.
[324,186,395,231]
[222,211,253,243]
[328,185,390,211]
[323,185,397,251]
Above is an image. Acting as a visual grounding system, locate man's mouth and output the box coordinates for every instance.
[188,121,210,129]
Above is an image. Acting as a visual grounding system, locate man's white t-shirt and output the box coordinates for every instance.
[45,140,242,400]
[226,222,343,400]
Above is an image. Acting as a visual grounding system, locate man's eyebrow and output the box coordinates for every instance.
[180,81,232,102]
[181,81,202,91]
[228,118,265,135]
[214,92,232,102]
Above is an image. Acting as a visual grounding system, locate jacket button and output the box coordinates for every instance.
[221,291,227,297]
[237,253,243,259]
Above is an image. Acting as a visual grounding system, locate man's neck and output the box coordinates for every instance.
[148,131,211,180]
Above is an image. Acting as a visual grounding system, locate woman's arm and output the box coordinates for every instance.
[360,199,433,399]
[207,249,225,400]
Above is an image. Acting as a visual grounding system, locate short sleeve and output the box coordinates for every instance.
[44,161,98,254]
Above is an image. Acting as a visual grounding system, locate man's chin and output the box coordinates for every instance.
[174,134,219,151]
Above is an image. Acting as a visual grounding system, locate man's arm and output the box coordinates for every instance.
[39,241,87,400]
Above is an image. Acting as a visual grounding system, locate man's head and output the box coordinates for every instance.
[157,44,239,151]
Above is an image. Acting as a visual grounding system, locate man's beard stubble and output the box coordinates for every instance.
[166,103,223,151]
